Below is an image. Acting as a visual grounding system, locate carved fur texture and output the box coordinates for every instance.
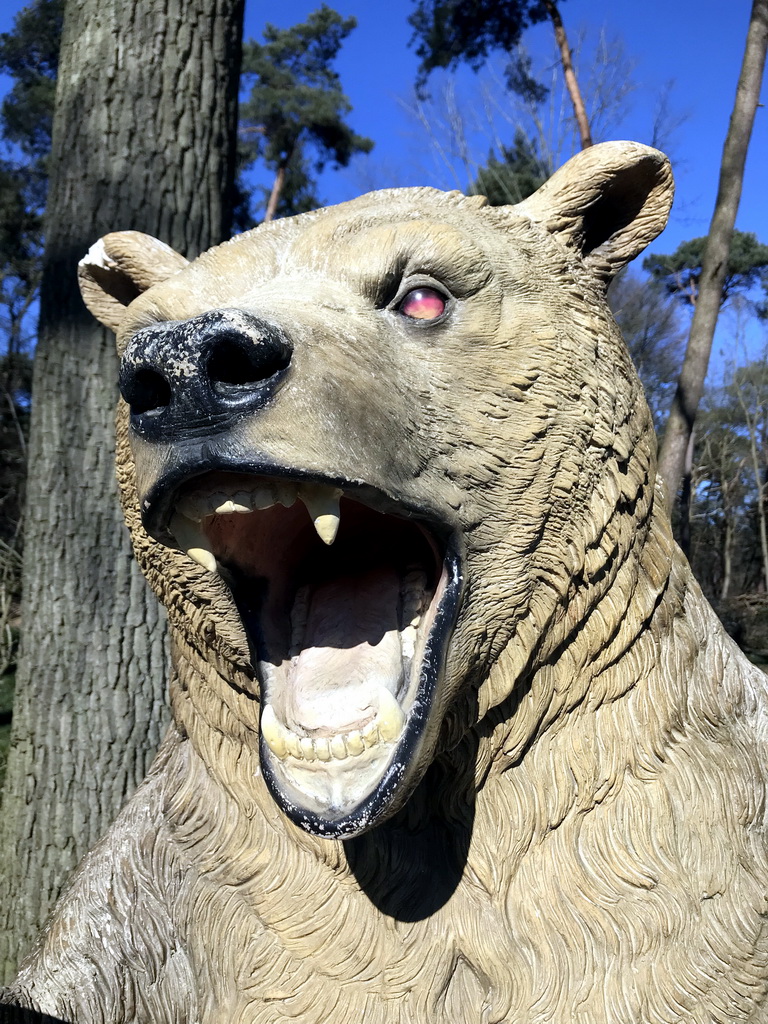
[4,142,768,1023]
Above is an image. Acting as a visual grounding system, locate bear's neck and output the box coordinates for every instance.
[489,486,684,752]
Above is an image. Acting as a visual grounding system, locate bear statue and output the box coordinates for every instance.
[3,141,768,1023]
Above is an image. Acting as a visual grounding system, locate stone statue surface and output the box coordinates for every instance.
[4,141,768,1023]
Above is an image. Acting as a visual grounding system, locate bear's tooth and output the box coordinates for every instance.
[299,736,316,760]
[330,734,348,760]
[214,497,252,515]
[298,483,343,545]
[188,548,217,573]
[377,689,405,741]
[361,721,379,747]
[400,624,417,660]
[314,513,341,546]
[260,704,287,759]
[249,485,278,510]
[314,736,332,761]
[285,731,302,759]
[275,482,299,508]
[401,568,428,626]
[170,512,218,573]
[346,730,365,756]
[176,493,215,522]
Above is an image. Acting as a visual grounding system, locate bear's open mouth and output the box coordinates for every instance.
[147,469,462,837]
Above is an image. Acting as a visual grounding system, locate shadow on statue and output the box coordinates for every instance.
[345,694,489,922]
[0,1007,70,1024]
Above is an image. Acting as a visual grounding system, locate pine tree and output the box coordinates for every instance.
[471,130,550,206]
[408,0,593,149]
[644,231,768,309]
[239,6,373,223]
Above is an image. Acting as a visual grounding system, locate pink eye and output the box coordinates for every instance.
[397,287,447,321]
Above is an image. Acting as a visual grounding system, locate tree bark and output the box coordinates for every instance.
[720,514,733,601]
[658,0,768,503]
[264,162,288,223]
[0,0,243,983]
[542,0,593,150]
[678,428,695,556]
[739,389,768,594]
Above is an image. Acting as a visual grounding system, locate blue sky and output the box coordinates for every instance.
[231,0,768,262]
[1,0,767,366]
[2,0,766,253]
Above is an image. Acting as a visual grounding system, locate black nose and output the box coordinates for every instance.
[119,309,292,441]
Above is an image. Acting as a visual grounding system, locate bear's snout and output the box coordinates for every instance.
[119,307,293,443]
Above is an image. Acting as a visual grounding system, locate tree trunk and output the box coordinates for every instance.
[757,482,768,594]
[542,0,593,150]
[0,0,243,983]
[264,160,289,223]
[658,0,768,503]
[720,513,734,602]
[678,428,695,556]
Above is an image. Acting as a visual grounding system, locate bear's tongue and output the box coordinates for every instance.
[281,566,405,736]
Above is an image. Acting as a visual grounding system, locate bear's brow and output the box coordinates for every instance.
[327,221,494,304]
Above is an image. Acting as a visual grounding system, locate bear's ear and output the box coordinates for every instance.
[78,231,189,333]
[515,141,673,280]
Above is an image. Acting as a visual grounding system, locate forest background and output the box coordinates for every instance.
[1,1,768,792]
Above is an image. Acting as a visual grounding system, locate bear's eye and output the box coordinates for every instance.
[397,287,446,321]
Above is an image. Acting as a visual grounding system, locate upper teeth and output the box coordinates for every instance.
[178,481,300,520]
[297,482,343,545]
[169,511,218,573]
[171,481,343,571]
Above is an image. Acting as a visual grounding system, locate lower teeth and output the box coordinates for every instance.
[260,697,406,763]
[261,567,425,765]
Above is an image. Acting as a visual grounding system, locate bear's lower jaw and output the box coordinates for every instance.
[157,468,462,837]
[257,555,450,830]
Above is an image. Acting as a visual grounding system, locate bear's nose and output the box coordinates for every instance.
[119,308,292,442]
